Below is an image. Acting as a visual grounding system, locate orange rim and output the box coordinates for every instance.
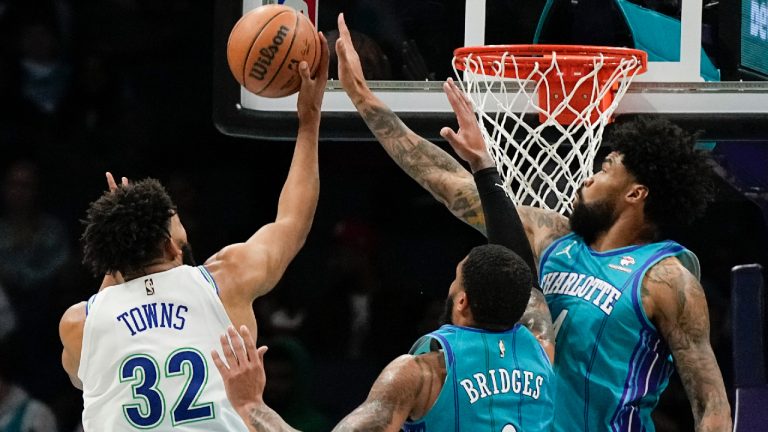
[453,44,648,78]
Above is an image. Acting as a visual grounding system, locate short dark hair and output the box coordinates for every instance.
[462,244,532,330]
[607,116,714,233]
[81,179,176,276]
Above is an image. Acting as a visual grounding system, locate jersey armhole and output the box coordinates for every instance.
[405,334,456,426]
[197,265,220,296]
[631,243,692,333]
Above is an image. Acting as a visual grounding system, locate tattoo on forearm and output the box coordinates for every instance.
[334,355,437,432]
[517,207,570,258]
[332,400,395,432]
[360,104,464,177]
[247,404,299,432]
[359,103,487,232]
[519,289,554,345]
[449,184,486,233]
[647,260,731,431]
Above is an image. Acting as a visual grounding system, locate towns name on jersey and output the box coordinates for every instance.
[459,368,546,404]
[116,302,188,336]
[541,271,623,315]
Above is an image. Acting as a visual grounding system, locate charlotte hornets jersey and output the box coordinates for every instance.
[403,324,554,432]
[79,265,248,431]
[539,233,700,432]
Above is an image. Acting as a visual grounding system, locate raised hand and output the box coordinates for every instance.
[297,31,329,123]
[211,325,269,410]
[336,13,369,105]
[440,78,494,172]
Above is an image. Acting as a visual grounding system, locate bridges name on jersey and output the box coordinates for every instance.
[459,367,546,404]
[541,271,622,315]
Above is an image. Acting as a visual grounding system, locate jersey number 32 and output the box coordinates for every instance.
[119,348,215,428]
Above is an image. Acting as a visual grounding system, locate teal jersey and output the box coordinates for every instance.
[540,233,700,432]
[403,324,554,432]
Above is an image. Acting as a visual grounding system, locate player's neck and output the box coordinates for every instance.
[589,215,656,252]
[123,260,181,282]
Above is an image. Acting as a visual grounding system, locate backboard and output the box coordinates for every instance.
[213,0,768,141]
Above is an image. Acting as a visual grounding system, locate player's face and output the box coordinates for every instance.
[570,152,634,243]
[576,152,633,206]
[440,257,468,326]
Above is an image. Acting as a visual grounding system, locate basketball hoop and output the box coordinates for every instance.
[453,44,647,214]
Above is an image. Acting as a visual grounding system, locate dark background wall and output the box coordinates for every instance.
[0,1,766,431]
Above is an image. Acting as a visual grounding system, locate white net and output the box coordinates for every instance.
[453,47,645,215]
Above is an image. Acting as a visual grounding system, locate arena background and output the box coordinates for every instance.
[0,1,767,431]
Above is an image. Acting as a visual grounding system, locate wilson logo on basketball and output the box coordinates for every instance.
[249,25,290,80]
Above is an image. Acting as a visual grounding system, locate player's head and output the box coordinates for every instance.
[571,116,714,243]
[81,178,195,277]
[441,244,532,331]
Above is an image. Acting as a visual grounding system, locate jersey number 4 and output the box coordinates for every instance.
[119,348,215,428]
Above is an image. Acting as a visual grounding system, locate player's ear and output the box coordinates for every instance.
[164,237,182,260]
[455,291,469,311]
[625,184,648,203]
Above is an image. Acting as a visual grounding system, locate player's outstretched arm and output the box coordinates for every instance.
[645,258,732,432]
[215,328,438,432]
[332,354,438,432]
[212,325,299,432]
[205,33,329,336]
[441,79,556,360]
[440,78,569,259]
[335,13,485,234]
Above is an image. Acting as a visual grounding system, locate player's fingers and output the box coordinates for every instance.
[299,61,311,83]
[444,80,475,125]
[440,127,461,149]
[335,37,347,63]
[444,81,468,118]
[227,325,247,364]
[447,78,474,112]
[317,31,330,80]
[338,13,351,41]
[256,346,268,365]
[211,349,229,377]
[121,177,129,186]
[239,325,256,362]
[106,172,117,191]
[220,332,238,368]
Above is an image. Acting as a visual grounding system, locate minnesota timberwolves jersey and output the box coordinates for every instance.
[539,233,700,432]
[79,265,248,431]
[403,324,554,432]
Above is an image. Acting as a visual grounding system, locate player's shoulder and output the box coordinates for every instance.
[382,353,444,382]
[59,302,86,341]
[645,256,695,284]
[642,256,701,319]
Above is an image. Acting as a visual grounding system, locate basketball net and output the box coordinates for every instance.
[453,46,646,215]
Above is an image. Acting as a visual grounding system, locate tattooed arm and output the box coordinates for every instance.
[336,13,485,233]
[644,257,732,432]
[519,289,555,362]
[333,353,444,432]
[336,14,569,258]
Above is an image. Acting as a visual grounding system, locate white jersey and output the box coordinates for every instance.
[79,265,248,431]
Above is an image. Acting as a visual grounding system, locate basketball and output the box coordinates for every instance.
[227,5,320,98]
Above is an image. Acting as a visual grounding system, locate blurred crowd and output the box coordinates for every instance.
[0,0,765,431]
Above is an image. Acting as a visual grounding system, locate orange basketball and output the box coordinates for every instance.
[227,5,320,98]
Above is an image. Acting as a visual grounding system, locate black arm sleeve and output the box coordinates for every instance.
[473,167,539,286]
